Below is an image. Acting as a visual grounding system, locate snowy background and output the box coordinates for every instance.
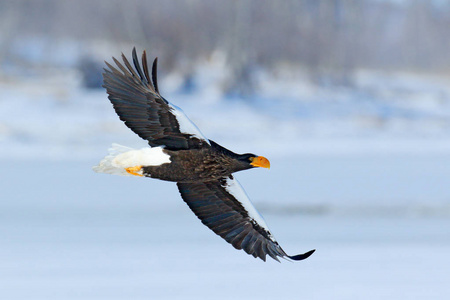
[1,1,450,299]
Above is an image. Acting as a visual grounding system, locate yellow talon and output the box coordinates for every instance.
[126,165,143,177]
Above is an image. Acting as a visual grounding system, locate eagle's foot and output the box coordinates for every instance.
[125,165,143,177]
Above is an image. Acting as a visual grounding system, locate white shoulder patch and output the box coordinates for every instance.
[169,103,210,145]
[223,177,274,240]
[93,143,170,176]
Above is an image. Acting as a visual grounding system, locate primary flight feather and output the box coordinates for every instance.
[93,48,315,262]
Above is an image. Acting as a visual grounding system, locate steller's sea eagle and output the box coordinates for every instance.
[93,48,315,262]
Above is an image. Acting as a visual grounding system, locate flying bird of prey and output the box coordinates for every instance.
[93,48,315,262]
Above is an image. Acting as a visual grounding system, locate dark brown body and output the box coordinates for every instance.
[142,142,253,183]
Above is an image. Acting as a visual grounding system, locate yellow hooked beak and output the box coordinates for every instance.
[250,156,270,169]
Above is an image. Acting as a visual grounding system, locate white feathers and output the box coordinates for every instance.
[93,143,171,176]
[169,104,210,145]
[223,177,274,240]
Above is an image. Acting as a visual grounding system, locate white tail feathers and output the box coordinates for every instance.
[93,143,134,176]
[93,143,171,176]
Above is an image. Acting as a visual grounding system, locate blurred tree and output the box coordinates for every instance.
[2,0,450,90]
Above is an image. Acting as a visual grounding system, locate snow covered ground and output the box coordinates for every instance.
[1,60,450,299]
[1,160,449,300]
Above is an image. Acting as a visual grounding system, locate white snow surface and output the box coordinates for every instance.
[1,160,450,300]
[3,64,450,161]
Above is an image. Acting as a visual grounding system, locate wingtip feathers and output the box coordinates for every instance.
[287,249,316,261]
[152,57,160,94]
[104,47,160,96]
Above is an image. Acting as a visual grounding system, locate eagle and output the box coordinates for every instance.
[93,48,315,262]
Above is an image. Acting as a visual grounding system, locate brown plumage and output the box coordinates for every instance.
[143,141,258,182]
[95,48,315,262]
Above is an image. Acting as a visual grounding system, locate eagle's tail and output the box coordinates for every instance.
[93,143,136,176]
[93,143,171,177]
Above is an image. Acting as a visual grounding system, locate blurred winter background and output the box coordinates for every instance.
[1,0,450,299]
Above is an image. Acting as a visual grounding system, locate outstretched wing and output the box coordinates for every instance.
[102,48,209,150]
[177,176,315,262]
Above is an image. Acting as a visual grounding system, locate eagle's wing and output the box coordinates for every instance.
[102,48,209,150]
[177,176,315,262]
